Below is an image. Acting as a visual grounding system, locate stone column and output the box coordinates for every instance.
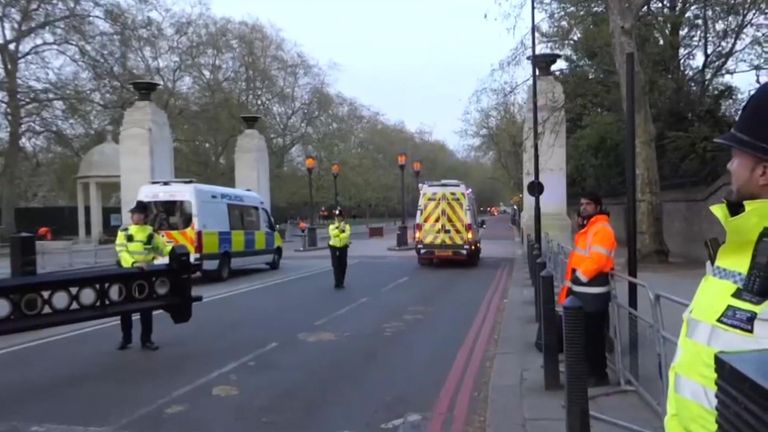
[77,181,86,242]
[522,53,572,246]
[118,80,175,216]
[235,114,271,211]
[89,181,103,243]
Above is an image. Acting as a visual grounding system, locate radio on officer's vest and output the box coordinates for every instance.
[743,228,768,298]
[704,237,722,265]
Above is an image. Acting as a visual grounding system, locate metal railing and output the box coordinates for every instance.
[537,234,692,425]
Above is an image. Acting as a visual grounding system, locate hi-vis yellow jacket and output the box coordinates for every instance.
[115,224,173,268]
[328,220,351,248]
[665,200,768,431]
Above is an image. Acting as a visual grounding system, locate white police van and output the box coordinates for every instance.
[136,179,283,281]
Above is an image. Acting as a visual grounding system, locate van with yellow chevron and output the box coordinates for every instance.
[135,179,283,281]
[414,179,485,266]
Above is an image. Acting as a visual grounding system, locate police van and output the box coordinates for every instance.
[414,179,485,266]
[136,179,283,281]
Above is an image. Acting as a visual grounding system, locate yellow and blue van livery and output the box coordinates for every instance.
[137,179,283,281]
[199,229,283,258]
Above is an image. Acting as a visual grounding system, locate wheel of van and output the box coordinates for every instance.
[268,248,282,270]
[468,251,480,267]
[418,257,432,266]
[216,254,231,281]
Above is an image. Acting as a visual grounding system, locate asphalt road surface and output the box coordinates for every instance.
[0,216,515,432]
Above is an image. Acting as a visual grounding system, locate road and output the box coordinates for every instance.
[0,216,516,432]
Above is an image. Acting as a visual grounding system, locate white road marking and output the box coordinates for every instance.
[112,342,278,429]
[0,264,342,356]
[381,277,409,292]
[314,298,369,326]
[380,413,424,429]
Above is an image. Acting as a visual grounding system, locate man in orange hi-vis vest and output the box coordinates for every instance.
[558,192,617,386]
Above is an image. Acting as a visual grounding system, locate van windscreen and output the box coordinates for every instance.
[147,200,193,231]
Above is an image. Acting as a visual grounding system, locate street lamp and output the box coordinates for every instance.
[412,159,422,185]
[331,162,341,209]
[412,159,422,216]
[527,0,543,248]
[303,155,318,248]
[397,152,408,247]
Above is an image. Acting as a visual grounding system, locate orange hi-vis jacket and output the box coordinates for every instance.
[558,213,617,311]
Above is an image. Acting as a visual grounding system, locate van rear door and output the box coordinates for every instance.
[419,190,468,246]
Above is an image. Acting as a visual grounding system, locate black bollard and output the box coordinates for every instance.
[534,255,546,323]
[540,270,561,390]
[306,226,318,248]
[531,244,541,285]
[563,295,590,432]
[10,233,36,277]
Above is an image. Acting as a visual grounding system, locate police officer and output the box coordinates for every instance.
[328,208,351,289]
[115,200,173,351]
[665,83,768,432]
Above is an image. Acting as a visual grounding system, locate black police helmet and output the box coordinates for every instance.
[129,200,150,215]
[714,83,768,159]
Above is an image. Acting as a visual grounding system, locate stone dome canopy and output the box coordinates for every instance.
[77,139,120,179]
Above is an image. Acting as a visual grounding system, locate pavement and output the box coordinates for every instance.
[0,216,514,432]
[484,230,709,432]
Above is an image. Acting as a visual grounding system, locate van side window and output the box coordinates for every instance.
[261,208,276,231]
[228,204,244,230]
[243,206,261,230]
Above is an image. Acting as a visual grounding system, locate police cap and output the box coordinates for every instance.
[714,83,768,159]
[129,200,150,215]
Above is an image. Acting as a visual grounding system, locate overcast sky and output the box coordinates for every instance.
[209,0,518,151]
[209,0,761,151]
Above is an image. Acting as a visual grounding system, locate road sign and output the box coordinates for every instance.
[526,180,544,198]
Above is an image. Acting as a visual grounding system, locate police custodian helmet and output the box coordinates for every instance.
[714,83,768,159]
[129,200,150,215]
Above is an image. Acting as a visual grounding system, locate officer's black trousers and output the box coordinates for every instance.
[120,311,153,344]
[330,246,348,287]
[584,309,609,378]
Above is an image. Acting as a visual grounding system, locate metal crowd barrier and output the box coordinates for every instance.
[534,235,692,430]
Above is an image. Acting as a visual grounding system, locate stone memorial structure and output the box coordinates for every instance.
[522,53,572,245]
[118,80,175,217]
[75,129,120,243]
[235,114,271,210]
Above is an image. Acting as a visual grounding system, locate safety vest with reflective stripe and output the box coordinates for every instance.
[115,224,172,268]
[665,199,768,432]
[328,220,351,248]
[558,214,616,311]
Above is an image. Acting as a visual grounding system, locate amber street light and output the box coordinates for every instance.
[331,162,341,208]
[396,152,408,247]
[305,155,317,224]
[412,160,422,183]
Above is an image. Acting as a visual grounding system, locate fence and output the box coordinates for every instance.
[536,234,692,429]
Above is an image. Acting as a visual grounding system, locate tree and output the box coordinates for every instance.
[483,0,765,261]
[0,0,106,234]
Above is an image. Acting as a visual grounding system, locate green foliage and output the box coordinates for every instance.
[472,0,765,200]
[0,0,506,221]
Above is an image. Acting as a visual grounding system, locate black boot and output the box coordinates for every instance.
[117,340,131,351]
[141,341,159,351]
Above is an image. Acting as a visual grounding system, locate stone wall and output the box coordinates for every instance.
[567,175,730,262]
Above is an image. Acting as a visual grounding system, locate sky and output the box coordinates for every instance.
[209,0,519,151]
[208,0,761,152]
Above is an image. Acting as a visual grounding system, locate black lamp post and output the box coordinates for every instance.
[397,152,408,247]
[304,155,318,248]
[412,159,422,215]
[305,155,317,223]
[412,160,422,187]
[331,162,341,209]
